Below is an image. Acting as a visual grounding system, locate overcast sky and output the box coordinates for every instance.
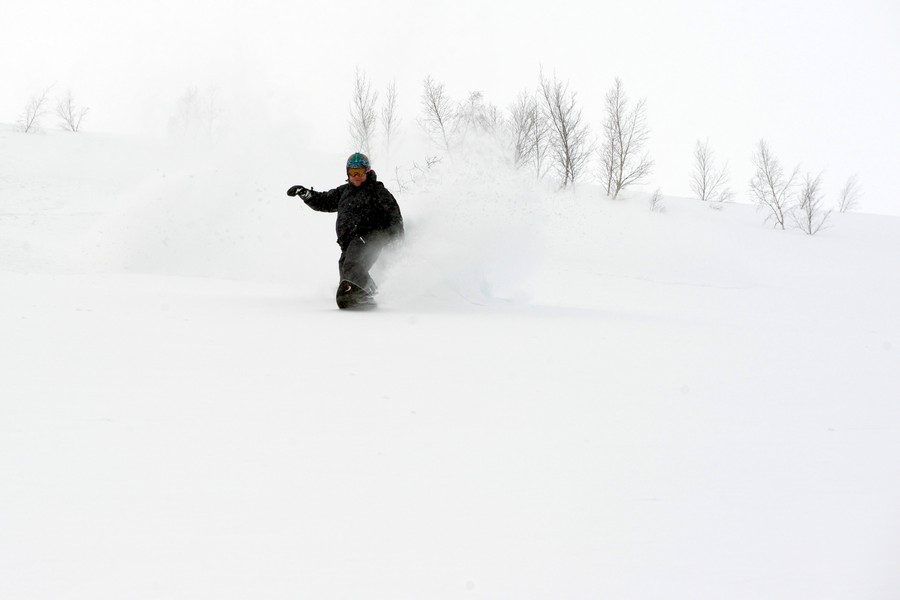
[3,0,899,214]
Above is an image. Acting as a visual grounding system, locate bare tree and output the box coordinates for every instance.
[392,166,410,194]
[531,98,551,180]
[457,91,504,141]
[600,78,653,199]
[380,79,400,156]
[17,86,53,133]
[169,86,200,137]
[393,155,442,193]
[510,91,538,169]
[168,85,223,141]
[458,91,482,134]
[690,139,732,203]
[538,71,592,188]
[649,188,665,213]
[791,172,831,235]
[509,90,551,179]
[526,92,551,179]
[749,140,799,230]
[349,67,378,155]
[457,91,482,141]
[55,89,89,132]
[481,102,504,139]
[598,115,617,196]
[837,173,862,213]
[411,155,442,179]
[198,86,224,139]
[419,75,456,153]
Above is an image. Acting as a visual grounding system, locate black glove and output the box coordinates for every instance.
[287,185,313,200]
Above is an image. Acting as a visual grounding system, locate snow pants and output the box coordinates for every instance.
[338,234,388,293]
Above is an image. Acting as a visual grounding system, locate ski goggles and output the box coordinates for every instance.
[347,167,368,177]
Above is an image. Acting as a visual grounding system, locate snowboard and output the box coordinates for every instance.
[336,279,376,310]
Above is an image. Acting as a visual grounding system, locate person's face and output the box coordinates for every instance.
[348,167,367,187]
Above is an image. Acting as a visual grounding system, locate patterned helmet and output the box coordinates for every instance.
[346,152,371,172]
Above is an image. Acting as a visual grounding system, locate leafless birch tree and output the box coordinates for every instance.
[199,86,223,139]
[56,89,89,132]
[749,140,799,230]
[539,71,592,188]
[509,90,550,177]
[419,75,456,153]
[690,139,731,203]
[168,86,223,140]
[791,172,831,235]
[349,67,378,155]
[649,187,665,213]
[169,86,200,137]
[17,86,53,133]
[457,91,503,140]
[598,117,617,196]
[600,78,653,199]
[510,91,537,169]
[837,174,862,213]
[380,79,400,156]
[532,99,551,180]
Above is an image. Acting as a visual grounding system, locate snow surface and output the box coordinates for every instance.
[2,126,899,599]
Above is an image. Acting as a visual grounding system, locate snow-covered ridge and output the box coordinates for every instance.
[3,128,897,298]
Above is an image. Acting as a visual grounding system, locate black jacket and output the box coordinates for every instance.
[303,170,404,249]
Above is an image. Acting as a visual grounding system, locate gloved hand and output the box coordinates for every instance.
[287,185,313,200]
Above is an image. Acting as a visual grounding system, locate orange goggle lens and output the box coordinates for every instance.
[347,167,367,177]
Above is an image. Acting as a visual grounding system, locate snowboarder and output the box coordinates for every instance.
[287,152,404,309]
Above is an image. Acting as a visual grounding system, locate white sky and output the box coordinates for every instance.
[3,0,899,214]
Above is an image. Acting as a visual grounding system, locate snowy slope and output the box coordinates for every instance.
[2,128,899,600]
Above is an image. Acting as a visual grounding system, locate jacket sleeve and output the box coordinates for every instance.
[378,188,404,239]
[303,185,344,213]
